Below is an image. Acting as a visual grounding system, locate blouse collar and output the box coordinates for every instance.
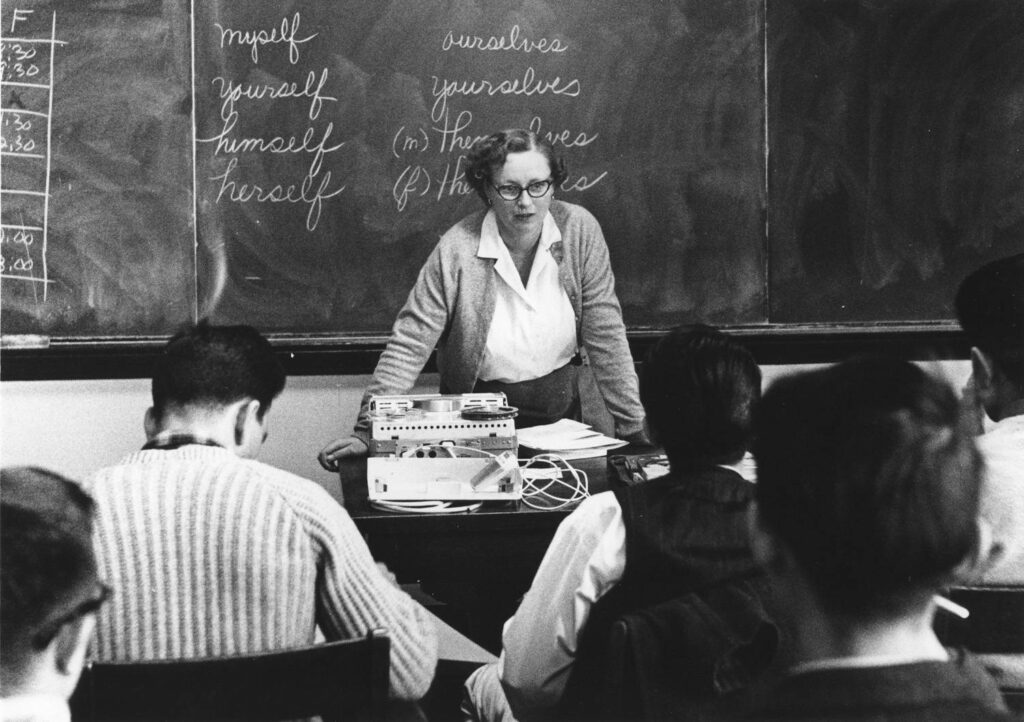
[477,210,561,260]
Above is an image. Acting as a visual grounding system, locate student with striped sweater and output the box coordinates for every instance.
[84,321,437,700]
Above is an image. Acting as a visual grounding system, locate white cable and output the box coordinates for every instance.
[518,454,589,510]
[377,446,587,511]
[369,500,483,514]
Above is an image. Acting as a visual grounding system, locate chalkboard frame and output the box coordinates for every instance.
[0,323,969,381]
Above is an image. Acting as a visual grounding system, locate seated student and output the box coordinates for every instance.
[1,467,106,722]
[747,358,1014,720]
[955,252,1024,583]
[84,321,437,700]
[465,324,767,721]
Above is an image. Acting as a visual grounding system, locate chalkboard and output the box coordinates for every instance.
[3,0,1024,344]
[192,0,766,333]
[768,0,1024,322]
[1,0,194,336]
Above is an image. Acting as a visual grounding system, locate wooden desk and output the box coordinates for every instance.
[331,456,613,589]
[327,455,623,649]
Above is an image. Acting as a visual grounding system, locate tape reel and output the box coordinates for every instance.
[460,405,519,421]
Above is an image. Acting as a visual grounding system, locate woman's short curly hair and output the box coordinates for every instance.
[463,128,568,204]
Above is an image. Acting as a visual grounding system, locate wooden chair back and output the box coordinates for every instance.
[70,630,390,721]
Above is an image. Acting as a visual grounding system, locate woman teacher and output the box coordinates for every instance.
[318,128,646,470]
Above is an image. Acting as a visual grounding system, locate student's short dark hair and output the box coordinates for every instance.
[640,325,761,470]
[955,252,1024,391]
[753,358,982,620]
[151,320,285,421]
[1,467,98,678]
[464,128,568,204]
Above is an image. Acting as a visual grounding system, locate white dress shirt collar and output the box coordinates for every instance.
[478,211,563,306]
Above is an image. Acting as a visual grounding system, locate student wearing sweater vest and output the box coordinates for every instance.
[318,128,646,471]
[746,359,1012,721]
[85,322,437,700]
[463,325,768,722]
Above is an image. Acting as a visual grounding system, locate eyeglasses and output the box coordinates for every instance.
[32,581,112,649]
[491,179,554,202]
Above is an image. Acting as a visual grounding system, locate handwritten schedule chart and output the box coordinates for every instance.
[0,7,63,298]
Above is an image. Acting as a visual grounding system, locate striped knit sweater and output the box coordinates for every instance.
[84,445,437,699]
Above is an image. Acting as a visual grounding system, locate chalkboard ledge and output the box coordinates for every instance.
[0,324,969,382]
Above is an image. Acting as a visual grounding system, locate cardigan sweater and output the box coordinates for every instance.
[352,200,645,442]
[85,445,438,700]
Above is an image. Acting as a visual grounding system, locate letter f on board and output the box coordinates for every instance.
[10,9,34,32]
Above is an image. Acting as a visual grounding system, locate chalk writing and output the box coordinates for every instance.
[384,23,607,212]
[562,171,609,192]
[1,226,38,276]
[214,12,315,64]
[211,68,334,122]
[433,109,488,154]
[201,12,344,232]
[392,125,429,158]
[528,116,598,149]
[430,68,581,122]
[211,157,343,231]
[441,25,568,54]
[1,108,42,154]
[435,155,473,201]
[393,165,432,211]
[203,122,342,178]
[0,9,63,293]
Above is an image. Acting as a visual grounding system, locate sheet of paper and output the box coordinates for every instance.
[517,419,626,457]
[519,420,597,442]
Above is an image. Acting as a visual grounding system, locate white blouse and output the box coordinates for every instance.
[476,210,577,383]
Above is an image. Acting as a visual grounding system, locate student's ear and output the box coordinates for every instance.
[233,399,265,458]
[955,518,1004,583]
[143,407,159,439]
[970,347,997,395]
[52,613,96,692]
[969,347,1005,421]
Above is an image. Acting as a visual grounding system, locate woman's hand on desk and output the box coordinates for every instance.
[317,436,369,470]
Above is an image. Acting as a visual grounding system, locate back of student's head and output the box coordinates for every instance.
[1,467,100,691]
[640,324,761,470]
[955,252,1024,392]
[152,320,285,422]
[753,358,982,621]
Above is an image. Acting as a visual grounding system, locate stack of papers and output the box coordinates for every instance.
[517,419,628,460]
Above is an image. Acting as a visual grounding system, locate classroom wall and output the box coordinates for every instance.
[0,361,972,485]
[0,374,426,486]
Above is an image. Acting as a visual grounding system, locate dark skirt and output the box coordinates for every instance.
[473,361,581,429]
